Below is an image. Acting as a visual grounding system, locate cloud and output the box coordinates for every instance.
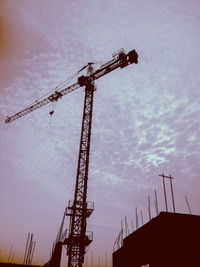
[0,0,200,263]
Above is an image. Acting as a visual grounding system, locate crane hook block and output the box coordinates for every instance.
[128,50,138,64]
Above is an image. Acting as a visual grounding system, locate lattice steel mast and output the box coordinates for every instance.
[5,49,138,267]
[64,63,95,267]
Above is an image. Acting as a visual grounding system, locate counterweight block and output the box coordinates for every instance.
[128,49,138,64]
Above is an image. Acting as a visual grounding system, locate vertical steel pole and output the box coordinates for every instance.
[91,251,93,267]
[148,195,151,220]
[135,207,138,229]
[131,218,134,232]
[161,174,168,212]
[23,233,30,264]
[185,195,192,214]
[98,256,100,267]
[26,233,33,265]
[30,241,36,265]
[154,190,159,216]
[169,175,176,213]
[140,210,144,225]
[7,245,13,263]
[10,250,15,264]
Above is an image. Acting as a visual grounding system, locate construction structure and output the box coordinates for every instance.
[23,233,36,266]
[113,212,200,267]
[5,49,138,267]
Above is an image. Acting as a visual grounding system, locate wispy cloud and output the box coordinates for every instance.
[0,0,200,264]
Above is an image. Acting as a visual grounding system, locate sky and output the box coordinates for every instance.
[0,0,200,266]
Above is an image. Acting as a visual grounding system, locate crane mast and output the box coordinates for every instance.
[64,64,95,267]
[5,48,138,267]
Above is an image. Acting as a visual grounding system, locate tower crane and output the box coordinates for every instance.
[5,48,138,267]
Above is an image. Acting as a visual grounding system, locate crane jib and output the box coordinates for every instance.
[5,83,80,123]
[5,49,138,124]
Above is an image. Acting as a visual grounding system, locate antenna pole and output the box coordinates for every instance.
[159,174,176,213]
[159,173,168,212]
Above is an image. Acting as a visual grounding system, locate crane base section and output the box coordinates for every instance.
[64,231,93,256]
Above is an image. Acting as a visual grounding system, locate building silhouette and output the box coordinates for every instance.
[113,212,200,267]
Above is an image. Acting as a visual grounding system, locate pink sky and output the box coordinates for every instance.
[0,0,200,266]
